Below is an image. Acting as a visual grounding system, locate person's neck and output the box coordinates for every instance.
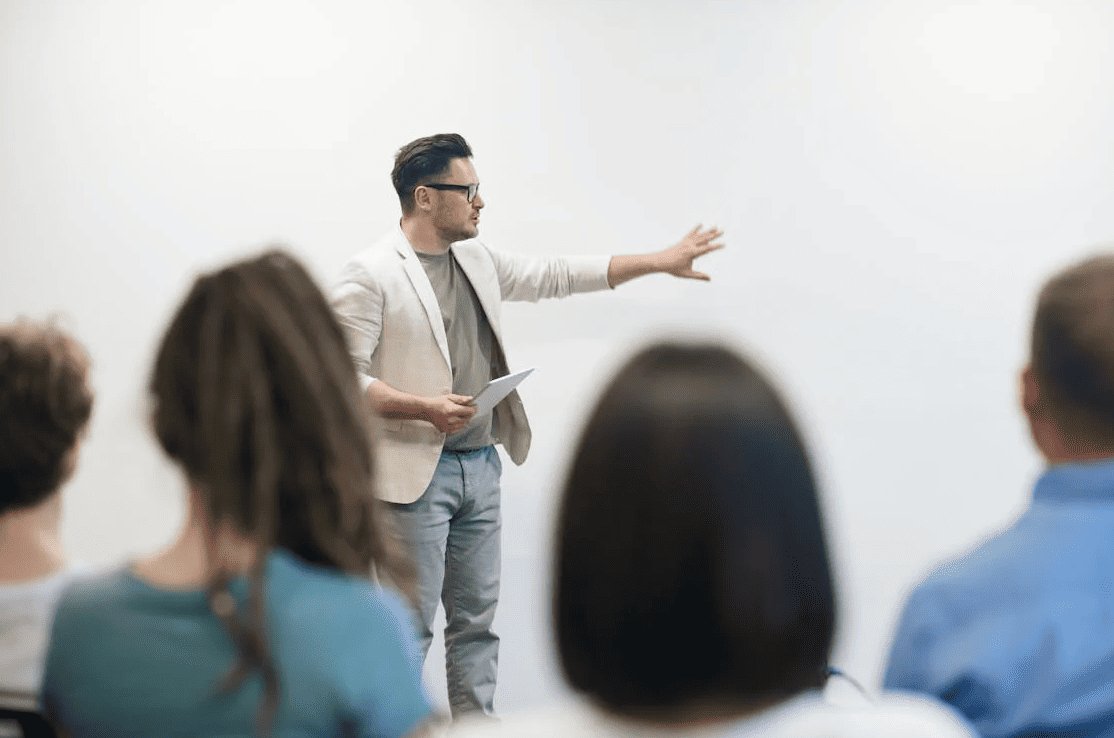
[132,491,259,589]
[400,216,451,255]
[1043,445,1114,465]
[1033,422,1114,464]
[0,494,66,584]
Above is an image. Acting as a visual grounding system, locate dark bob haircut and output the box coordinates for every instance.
[390,133,473,214]
[0,320,93,516]
[554,343,835,716]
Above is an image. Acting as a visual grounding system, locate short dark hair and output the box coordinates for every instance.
[0,320,93,516]
[390,133,473,214]
[554,343,835,716]
[1031,253,1114,447]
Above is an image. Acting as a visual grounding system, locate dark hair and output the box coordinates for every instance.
[554,343,835,717]
[391,133,473,214]
[150,249,413,733]
[0,320,93,516]
[1030,254,1114,448]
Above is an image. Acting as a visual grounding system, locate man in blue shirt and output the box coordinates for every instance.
[885,254,1114,738]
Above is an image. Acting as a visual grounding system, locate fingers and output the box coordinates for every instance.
[446,403,477,420]
[442,406,476,433]
[683,226,724,251]
[689,226,724,257]
[452,403,477,418]
[697,227,723,243]
[434,394,478,434]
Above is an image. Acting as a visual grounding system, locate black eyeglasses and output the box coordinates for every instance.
[422,182,480,202]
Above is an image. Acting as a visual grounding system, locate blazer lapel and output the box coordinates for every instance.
[451,242,503,340]
[394,234,452,370]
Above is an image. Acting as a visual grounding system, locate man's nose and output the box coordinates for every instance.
[473,193,484,209]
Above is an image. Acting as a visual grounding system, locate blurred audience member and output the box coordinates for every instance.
[886,254,1114,737]
[41,251,432,737]
[0,320,92,699]
[454,342,975,738]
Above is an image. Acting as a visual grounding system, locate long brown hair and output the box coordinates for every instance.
[149,249,413,733]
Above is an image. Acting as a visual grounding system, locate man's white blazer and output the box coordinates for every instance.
[331,226,611,504]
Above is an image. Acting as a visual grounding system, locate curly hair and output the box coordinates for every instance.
[0,320,93,516]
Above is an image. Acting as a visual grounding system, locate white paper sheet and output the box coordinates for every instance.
[471,368,535,416]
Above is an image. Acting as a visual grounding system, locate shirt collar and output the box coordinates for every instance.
[1034,457,1114,502]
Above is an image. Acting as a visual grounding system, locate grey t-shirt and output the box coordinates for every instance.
[416,250,499,451]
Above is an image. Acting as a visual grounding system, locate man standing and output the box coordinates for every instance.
[885,254,1114,738]
[330,133,722,717]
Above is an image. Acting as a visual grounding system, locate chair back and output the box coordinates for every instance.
[0,690,57,738]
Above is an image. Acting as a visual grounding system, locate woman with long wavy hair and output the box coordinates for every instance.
[42,250,432,737]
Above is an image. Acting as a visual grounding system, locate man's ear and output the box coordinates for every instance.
[413,185,432,212]
[1021,364,1042,420]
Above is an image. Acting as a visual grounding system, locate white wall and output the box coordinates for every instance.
[3,0,1114,715]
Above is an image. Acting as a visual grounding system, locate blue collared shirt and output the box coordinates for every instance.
[884,458,1114,738]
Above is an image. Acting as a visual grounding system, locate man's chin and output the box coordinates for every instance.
[452,227,480,242]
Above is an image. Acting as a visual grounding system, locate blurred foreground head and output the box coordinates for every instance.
[0,320,92,516]
[150,249,401,580]
[555,342,835,719]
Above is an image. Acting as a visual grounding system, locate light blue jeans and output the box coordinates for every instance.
[388,446,502,717]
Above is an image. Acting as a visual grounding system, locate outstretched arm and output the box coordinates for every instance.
[607,225,725,288]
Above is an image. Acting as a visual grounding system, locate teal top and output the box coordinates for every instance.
[42,549,430,737]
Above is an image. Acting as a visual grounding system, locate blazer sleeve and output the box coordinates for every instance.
[484,243,612,302]
[330,262,384,392]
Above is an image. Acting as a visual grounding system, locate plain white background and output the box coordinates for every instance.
[4,0,1114,715]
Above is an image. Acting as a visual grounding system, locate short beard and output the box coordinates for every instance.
[439,224,478,244]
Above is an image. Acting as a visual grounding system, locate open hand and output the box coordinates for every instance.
[659,225,725,280]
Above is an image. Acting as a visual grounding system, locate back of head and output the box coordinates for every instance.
[554,343,835,717]
[1031,254,1114,448]
[150,248,414,734]
[391,133,473,214]
[150,249,388,575]
[0,320,92,516]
